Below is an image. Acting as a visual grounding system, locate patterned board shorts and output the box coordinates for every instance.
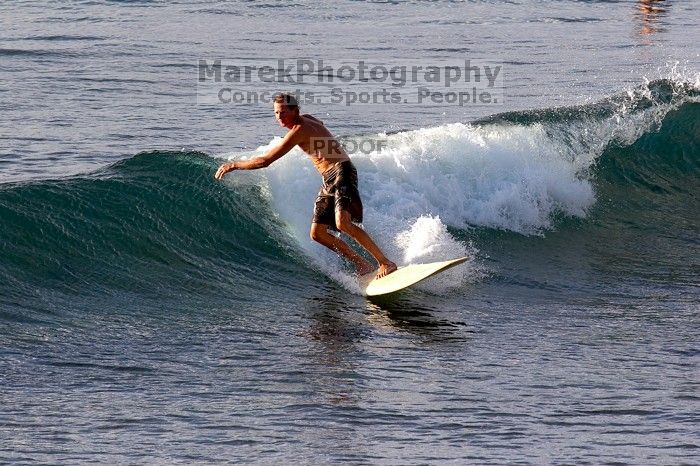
[312,160,363,230]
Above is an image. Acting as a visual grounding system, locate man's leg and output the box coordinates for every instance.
[310,223,374,275]
[335,210,397,278]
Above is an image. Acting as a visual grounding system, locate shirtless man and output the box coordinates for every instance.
[215,93,397,279]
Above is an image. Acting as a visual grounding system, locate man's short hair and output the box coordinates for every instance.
[274,92,299,111]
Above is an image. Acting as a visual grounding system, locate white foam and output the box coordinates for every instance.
[356,123,597,235]
[218,120,596,292]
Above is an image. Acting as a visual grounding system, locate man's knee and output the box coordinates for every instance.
[310,223,328,242]
[335,212,353,233]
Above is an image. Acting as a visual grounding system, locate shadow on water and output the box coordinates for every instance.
[297,288,475,406]
[365,293,471,339]
[302,287,473,344]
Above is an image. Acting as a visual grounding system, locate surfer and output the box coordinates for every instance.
[215,93,397,279]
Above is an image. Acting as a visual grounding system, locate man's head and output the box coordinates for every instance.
[273,93,300,128]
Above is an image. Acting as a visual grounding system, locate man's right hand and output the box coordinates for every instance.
[215,162,236,180]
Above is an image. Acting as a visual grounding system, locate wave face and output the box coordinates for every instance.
[0,153,313,319]
[1,78,698,306]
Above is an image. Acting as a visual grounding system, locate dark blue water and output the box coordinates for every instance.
[1,1,698,464]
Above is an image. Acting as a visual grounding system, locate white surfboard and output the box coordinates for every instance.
[359,257,468,296]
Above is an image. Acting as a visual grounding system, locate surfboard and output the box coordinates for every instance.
[359,256,468,296]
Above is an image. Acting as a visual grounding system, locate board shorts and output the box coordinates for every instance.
[312,160,363,230]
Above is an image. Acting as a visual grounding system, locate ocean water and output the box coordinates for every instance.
[1,1,699,464]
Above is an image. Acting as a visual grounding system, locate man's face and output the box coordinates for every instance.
[274,102,296,128]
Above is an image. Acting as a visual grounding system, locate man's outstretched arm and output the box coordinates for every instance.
[215,129,299,180]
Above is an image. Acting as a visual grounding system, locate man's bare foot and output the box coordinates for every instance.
[375,261,397,279]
